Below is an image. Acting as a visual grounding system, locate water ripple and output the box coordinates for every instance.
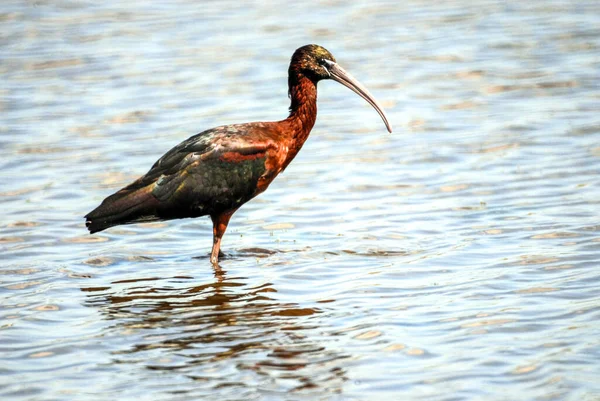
[1,0,600,400]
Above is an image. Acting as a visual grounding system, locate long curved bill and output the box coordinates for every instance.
[324,60,392,133]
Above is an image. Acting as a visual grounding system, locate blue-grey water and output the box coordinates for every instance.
[1,1,600,400]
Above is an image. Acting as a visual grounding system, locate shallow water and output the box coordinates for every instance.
[2,0,600,400]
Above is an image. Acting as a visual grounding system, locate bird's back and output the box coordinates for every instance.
[85,124,276,233]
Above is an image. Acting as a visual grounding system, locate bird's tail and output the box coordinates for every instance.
[85,186,160,234]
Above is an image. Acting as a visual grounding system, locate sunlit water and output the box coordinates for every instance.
[2,1,600,400]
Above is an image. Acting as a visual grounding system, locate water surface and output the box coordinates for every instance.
[1,1,600,400]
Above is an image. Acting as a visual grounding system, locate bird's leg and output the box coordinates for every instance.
[210,210,236,265]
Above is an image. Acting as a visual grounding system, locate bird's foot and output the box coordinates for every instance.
[209,250,225,265]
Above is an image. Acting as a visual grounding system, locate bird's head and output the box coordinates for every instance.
[289,44,392,133]
[290,44,337,82]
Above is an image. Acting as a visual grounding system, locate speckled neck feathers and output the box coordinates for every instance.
[287,74,317,133]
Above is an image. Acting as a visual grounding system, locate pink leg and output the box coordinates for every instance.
[210,210,236,265]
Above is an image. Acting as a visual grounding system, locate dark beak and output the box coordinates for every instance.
[325,60,392,133]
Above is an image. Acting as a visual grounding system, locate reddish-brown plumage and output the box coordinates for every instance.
[219,151,267,163]
[85,44,391,265]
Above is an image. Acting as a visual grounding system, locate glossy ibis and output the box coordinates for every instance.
[85,44,392,265]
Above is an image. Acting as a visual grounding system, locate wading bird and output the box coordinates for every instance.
[85,44,392,265]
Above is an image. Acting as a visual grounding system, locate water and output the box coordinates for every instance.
[1,0,600,399]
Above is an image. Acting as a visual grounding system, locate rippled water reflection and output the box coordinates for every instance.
[2,0,600,400]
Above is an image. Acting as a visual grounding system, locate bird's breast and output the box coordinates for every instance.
[254,144,290,193]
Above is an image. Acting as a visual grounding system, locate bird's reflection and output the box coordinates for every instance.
[82,264,348,395]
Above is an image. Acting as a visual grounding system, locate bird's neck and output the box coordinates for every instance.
[281,73,318,154]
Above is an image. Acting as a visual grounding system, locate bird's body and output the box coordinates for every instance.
[86,44,391,264]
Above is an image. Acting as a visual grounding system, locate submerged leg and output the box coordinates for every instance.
[210,210,236,265]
